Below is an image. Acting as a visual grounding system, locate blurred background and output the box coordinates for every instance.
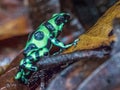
[0,0,117,75]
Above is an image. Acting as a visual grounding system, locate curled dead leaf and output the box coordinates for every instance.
[64,1,120,53]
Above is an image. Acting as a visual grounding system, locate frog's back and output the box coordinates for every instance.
[23,23,51,56]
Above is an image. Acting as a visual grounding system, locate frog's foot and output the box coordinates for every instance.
[72,38,80,47]
[15,70,23,80]
[15,68,25,80]
[20,74,28,84]
[15,69,30,84]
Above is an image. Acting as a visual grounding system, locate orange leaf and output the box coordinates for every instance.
[64,1,120,53]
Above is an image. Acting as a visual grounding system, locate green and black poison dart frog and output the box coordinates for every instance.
[15,13,79,84]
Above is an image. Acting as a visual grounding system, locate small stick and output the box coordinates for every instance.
[36,48,110,70]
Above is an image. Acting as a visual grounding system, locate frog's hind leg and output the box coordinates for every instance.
[20,58,38,71]
[15,69,29,84]
[20,62,38,71]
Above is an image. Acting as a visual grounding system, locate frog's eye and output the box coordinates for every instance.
[55,16,64,25]
[44,22,55,31]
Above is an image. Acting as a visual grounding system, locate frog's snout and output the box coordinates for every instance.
[63,13,70,23]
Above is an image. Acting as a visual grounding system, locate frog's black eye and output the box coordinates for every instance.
[55,16,64,25]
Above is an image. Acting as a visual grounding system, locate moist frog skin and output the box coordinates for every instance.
[15,13,79,84]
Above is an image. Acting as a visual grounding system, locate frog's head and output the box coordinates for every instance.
[51,13,70,35]
[52,13,70,25]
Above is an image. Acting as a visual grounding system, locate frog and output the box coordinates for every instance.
[15,13,79,84]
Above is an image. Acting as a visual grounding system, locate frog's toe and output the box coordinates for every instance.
[15,71,22,80]
[15,68,24,80]
[16,74,28,84]
[25,64,38,71]
[29,66,38,71]
[21,76,28,84]
[75,39,79,43]
[73,39,79,46]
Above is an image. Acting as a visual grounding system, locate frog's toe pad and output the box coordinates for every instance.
[73,39,80,46]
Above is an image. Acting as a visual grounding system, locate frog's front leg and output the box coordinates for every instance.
[50,35,79,49]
